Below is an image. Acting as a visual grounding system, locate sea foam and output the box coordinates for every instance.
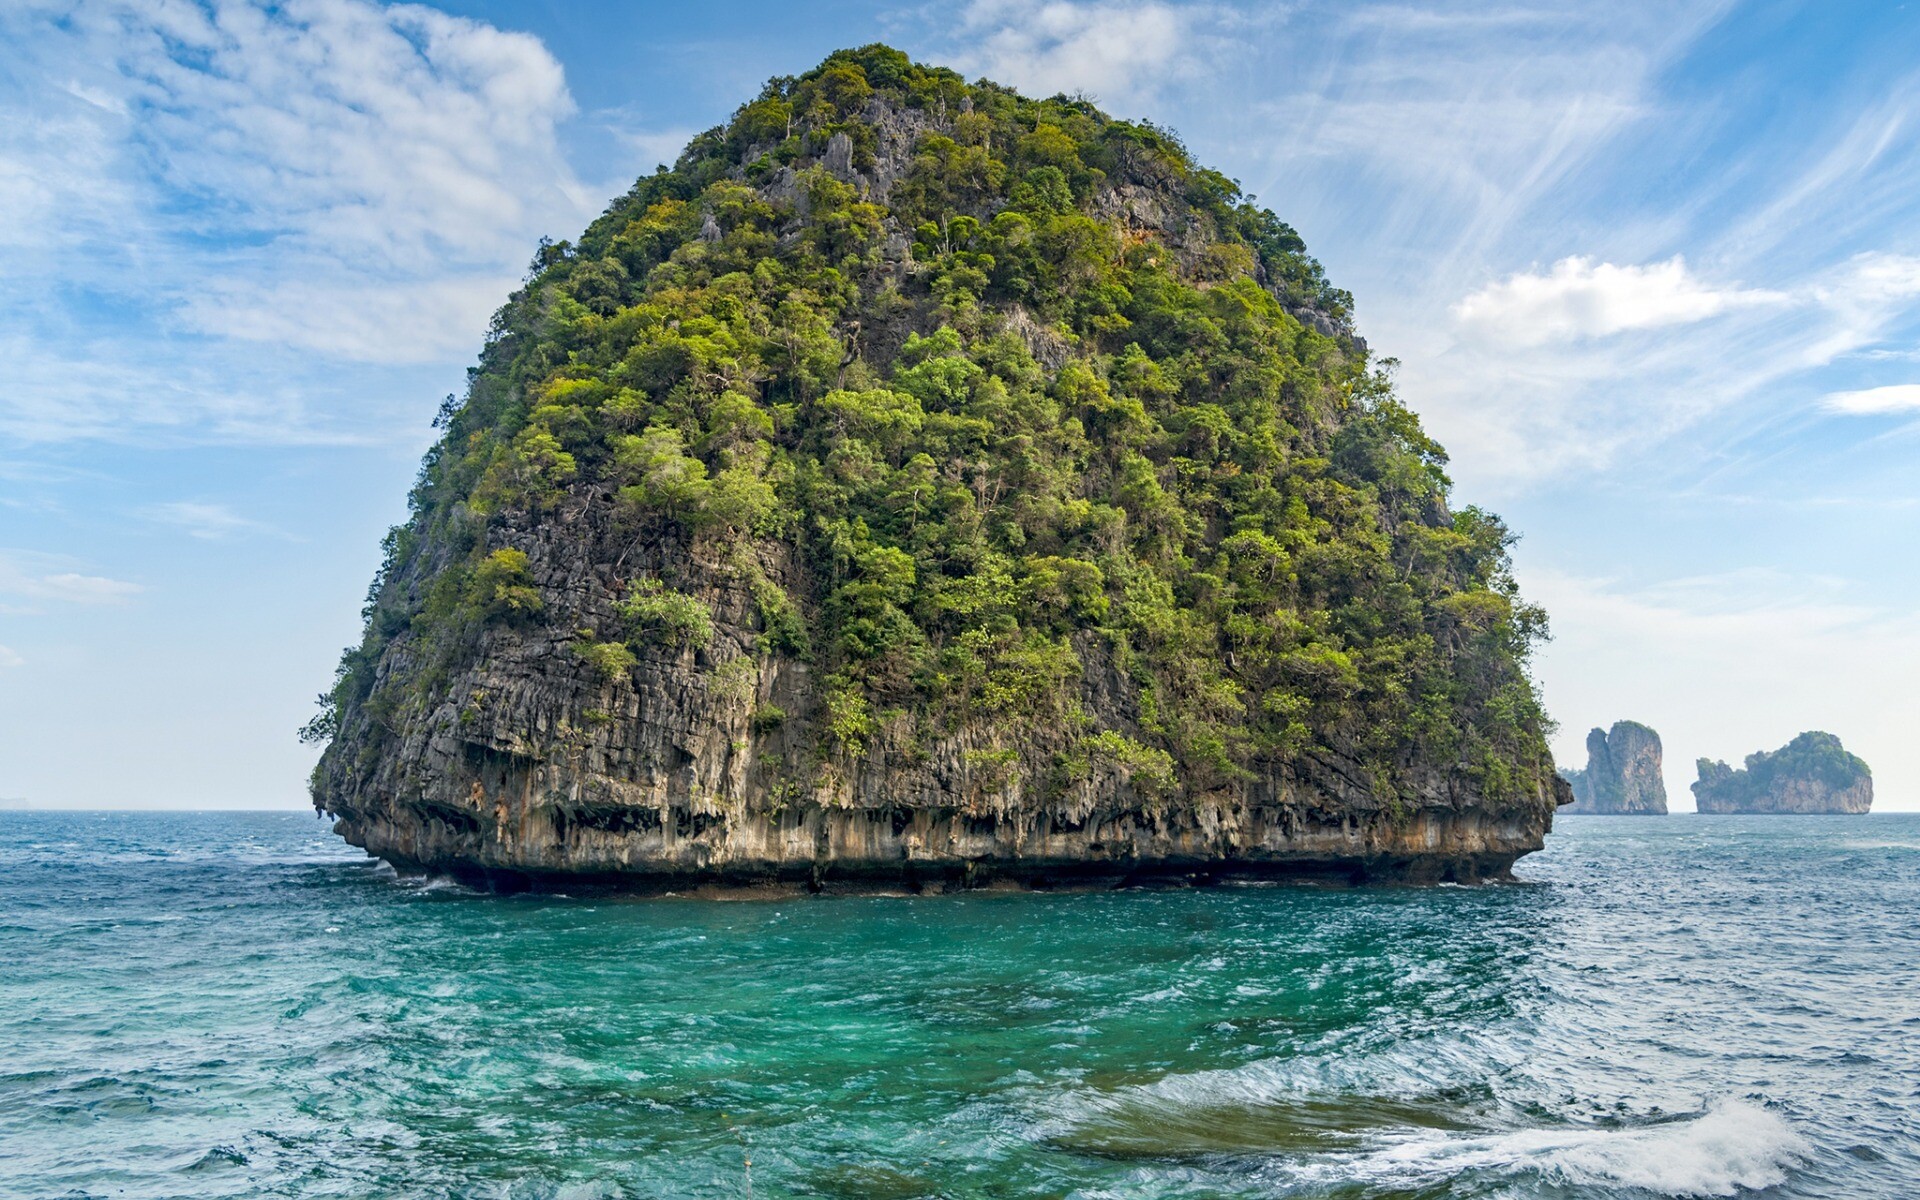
[1371,1100,1809,1197]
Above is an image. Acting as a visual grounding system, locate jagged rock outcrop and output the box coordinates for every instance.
[1693,732,1872,814]
[1559,721,1667,814]
[307,46,1569,891]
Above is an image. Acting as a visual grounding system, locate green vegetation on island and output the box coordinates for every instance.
[307,46,1565,884]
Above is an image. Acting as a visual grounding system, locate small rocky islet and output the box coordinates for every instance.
[307,45,1576,891]
[1694,732,1873,814]
[1559,720,1667,815]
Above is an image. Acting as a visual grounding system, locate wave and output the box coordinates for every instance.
[1048,1048,1806,1197]
[397,873,476,895]
[1341,1100,1808,1197]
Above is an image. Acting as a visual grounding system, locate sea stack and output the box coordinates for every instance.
[1559,721,1667,814]
[1693,732,1872,814]
[305,46,1570,890]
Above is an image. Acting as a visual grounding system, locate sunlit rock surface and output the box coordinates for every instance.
[1560,721,1667,815]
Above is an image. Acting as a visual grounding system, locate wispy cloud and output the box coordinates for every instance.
[0,0,610,442]
[604,120,701,173]
[949,0,1206,108]
[1805,252,1920,365]
[0,333,401,446]
[1822,384,1920,415]
[0,550,143,609]
[34,574,140,603]
[1225,4,1714,270]
[1407,244,1920,485]
[138,501,289,541]
[0,645,22,669]
[179,274,524,365]
[1715,76,1920,269]
[1452,256,1784,347]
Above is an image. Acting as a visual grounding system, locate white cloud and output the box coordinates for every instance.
[179,272,522,364]
[109,0,585,272]
[139,501,285,540]
[0,0,612,444]
[1822,384,1920,415]
[608,123,700,173]
[0,333,393,446]
[0,645,22,669]
[954,0,1201,106]
[36,573,144,603]
[0,551,143,608]
[1399,245,1920,487]
[1842,252,1920,305]
[1452,256,1783,347]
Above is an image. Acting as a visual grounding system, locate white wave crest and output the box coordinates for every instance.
[1372,1100,1809,1196]
[399,873,474,895]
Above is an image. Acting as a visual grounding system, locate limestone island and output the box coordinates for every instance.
[1693,732,1872,814]
[1559,720,1667,814]
[305,46,1570,892]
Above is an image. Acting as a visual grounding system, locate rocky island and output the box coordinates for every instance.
[1559,721,1667,814]
[305,46,1569,890]
[1693,732,1872,814]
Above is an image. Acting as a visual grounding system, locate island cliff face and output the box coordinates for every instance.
[307,46,1569,890]
[1559,721,1667,814]
[1693,732,1872,814]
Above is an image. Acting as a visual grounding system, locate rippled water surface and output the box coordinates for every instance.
[2,811,1916,1198]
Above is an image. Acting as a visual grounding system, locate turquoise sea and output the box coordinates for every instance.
[1,812,1915,1199]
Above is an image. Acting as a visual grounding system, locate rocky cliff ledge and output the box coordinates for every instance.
[306,46,1569,891]
[1559,721,1667,814]
[1693,732,1872,814]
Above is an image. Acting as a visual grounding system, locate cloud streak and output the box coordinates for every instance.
[950,0,1203,108]
[101,0,585,271]
[0,332,405,447]
[1452,256,1784,347]
[139,501,290,541]
[0,551,144,608]
[1822,384,1920,415]
[0,0,610,443]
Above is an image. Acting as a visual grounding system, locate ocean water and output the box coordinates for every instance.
[1,812,1915,1199]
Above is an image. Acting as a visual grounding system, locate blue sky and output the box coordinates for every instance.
[2,0,1917,810]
